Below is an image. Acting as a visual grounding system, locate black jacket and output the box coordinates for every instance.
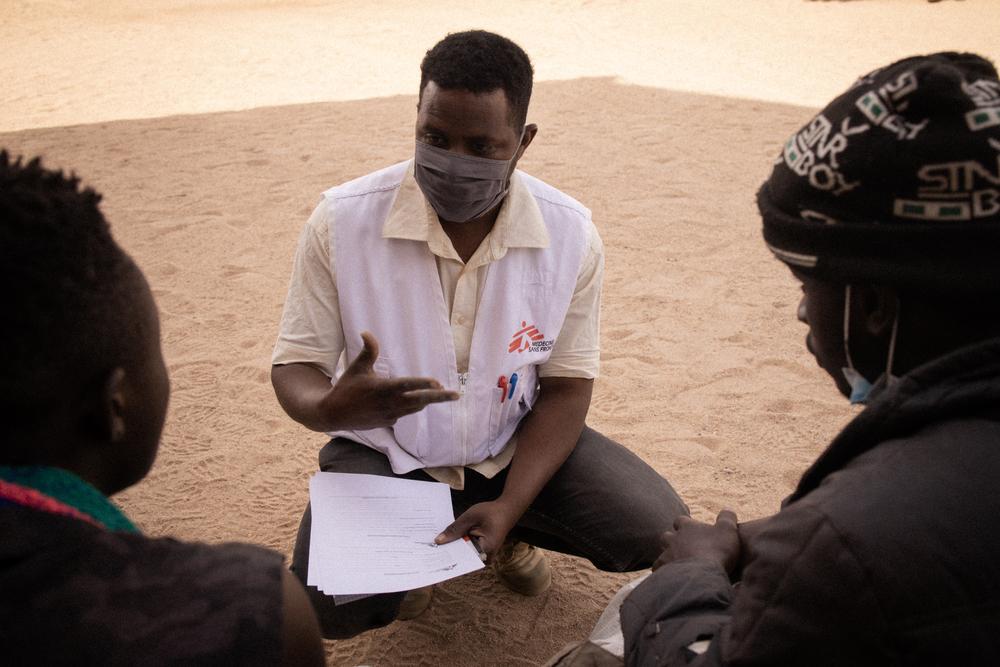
[622,337,1000,666]
[0,507,284,666]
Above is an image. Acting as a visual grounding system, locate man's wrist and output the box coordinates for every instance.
[492,493,529,528]
[301,391,351,433]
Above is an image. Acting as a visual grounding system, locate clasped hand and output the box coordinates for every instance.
[653,509,742,577]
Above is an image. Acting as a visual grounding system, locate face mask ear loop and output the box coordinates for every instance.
[843,284,857,372]
[841,284,874,404]
[885,298,901,385]
[507,126,527,182]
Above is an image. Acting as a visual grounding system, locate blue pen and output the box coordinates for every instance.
[507,373,518,400]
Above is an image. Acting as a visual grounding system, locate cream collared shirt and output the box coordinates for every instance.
[273,164,603,488]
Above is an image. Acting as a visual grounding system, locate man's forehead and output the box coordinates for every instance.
[420,82,509,111]
[417,85,516,133]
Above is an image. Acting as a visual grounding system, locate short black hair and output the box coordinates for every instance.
[419,30,534,128]
[0,151,142,446]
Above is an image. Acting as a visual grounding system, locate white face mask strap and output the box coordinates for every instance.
[885,298,901,382]
[843,284,857,371]
[846,284,902,383]
[505,126,527,181]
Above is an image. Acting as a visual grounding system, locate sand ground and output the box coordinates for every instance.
[1,1,995,665]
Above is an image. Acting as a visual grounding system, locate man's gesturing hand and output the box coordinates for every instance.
[653,509,741,577]
[321,332,459,430]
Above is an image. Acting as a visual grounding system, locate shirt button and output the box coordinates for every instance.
[457,315,467,325]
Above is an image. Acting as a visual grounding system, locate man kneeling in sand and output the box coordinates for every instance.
[552,52,1000,666]
[271,29,687,638]
[0,153,323,665]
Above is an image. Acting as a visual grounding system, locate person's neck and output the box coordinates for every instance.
[439,205,501,264]
[0,464,139,533]
[6,430,118,497]
[889,309,1000,379]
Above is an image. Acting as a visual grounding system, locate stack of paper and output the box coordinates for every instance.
[308,472,485,598]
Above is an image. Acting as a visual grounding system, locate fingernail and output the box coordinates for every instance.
[434,534,445,544]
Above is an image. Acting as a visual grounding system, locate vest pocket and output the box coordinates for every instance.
[488,386,506,456]
[487,371,533,457]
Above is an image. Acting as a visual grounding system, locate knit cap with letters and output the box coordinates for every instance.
[759,52,1000,294]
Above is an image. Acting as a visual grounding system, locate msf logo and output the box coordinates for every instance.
[509,321,553,354]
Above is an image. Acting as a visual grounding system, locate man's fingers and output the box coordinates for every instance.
[382,391,459,420]
[673,515,695,530]
[358,332,379,367]
[345,332,380,376]
[383,376,445,393]
[400,388,460,405]
[381,378,459,409]
[434,516,472,545]
[716,509,739,528]
[653,534,676,570]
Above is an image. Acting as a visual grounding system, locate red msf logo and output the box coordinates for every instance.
[509,321,545,353]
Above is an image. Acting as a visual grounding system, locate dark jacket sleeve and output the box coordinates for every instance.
[621,559,734,666]
[622,504,892,666]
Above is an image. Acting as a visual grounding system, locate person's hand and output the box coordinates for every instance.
[653,510,741,577]
[733,517,768,578]
[434,500,521,560]
[320,332,458,430]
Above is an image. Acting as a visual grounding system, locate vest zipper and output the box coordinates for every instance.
[457,372,469,465]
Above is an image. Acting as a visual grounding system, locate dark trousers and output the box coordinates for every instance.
[290,426,688,639]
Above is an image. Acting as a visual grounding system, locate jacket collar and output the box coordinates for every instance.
[788,336,1000,503]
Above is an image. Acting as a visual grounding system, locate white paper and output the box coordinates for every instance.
[308,472,484,595]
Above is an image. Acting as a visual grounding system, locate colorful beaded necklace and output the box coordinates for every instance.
[0,466,138,533]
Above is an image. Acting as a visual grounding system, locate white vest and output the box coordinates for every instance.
[328,160,590,473]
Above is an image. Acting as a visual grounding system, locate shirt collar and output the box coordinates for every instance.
[383,161,549,261]
[0,465,139,533]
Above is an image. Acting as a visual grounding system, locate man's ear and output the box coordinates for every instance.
[521,123,538,151]
[511,123,538,168]
[856,285,899,338]
[88,367,127,444]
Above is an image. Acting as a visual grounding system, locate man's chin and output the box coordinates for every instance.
[830,373,852,400]
[813,356,851,397]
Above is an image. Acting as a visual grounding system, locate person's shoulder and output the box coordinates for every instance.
[323,160,411,200]
[103,535,287,661]
[127,532,284,576]
[811,417,1000,519]
[780,419,1000,572]
[0,513,286,665]
[516,171,592,223]
[118,534,286,605]
[71,530,285,605]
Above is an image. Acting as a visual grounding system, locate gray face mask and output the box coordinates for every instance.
[413,136,522,223]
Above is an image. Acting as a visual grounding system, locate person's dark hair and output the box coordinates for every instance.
[0,151,142,449]
[419,30,534,128]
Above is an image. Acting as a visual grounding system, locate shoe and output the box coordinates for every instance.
[493,541,551,596]
[396,585,433,620]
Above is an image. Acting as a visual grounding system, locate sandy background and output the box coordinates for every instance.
[2,1,996,665]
